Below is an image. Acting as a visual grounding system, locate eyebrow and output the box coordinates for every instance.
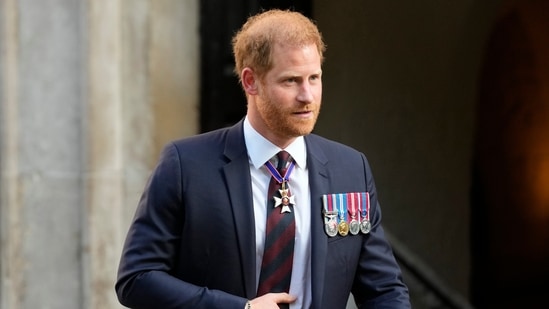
[279,70,322,78]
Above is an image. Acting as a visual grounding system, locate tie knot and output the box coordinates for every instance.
[276,151,290,171]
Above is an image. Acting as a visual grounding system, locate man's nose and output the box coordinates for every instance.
[297,82,314,103]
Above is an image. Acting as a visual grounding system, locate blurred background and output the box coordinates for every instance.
[1,0,548,308]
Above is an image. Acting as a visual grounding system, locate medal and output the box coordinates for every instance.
[326,220,338,237]
[349,193,360,235]
[338,220,349,236]
[324,211,338,237]
[360,219,371,234]
[350,220,360,235]
[336,193,349,236]
[274,183,295,213]
[322,195,338,237]
[323,192,370,237]
[265,159,296,214]
[360,192,371,234]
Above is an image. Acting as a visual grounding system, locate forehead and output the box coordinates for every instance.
[269,43,321,72]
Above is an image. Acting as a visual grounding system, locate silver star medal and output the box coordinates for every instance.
[274,185,295,213]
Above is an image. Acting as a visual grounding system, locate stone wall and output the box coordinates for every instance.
[0,1,199,308]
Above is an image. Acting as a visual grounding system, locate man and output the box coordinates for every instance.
[116,9,410,309]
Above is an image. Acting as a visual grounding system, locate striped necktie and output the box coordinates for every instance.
[257,151,295,304]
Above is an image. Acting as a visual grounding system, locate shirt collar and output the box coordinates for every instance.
[243,116,307,170]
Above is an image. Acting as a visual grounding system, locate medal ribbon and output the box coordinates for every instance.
[265,160,295,187]
[348,193,357,221]
[336,193,346,222]
[366,192,370,221]
[360,192,370,221]
[323,194,334,212]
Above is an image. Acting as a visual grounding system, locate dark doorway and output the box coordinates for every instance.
[471,1,549,308]
[199,0,313,132]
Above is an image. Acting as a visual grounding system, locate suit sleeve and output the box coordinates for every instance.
[352,154,411,309]
[115,143,247,309]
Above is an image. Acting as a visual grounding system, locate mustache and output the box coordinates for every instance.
[292,104,319,113]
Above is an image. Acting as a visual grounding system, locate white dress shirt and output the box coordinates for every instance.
[243,117,312,308]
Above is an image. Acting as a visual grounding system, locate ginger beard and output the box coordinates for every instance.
[254,84,321,140]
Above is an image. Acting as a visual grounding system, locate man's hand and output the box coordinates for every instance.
[248,293,296,308]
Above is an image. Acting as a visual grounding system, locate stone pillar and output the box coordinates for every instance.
[0,0,199,308]
[84,0,199,308]
[1,0,85,308]
[84,0,124,307]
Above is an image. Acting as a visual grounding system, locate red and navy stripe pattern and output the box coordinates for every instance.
[257,151,295,301]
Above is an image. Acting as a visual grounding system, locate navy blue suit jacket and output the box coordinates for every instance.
[116,120,410,309]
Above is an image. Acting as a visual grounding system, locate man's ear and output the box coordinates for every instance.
[241,68,259,95]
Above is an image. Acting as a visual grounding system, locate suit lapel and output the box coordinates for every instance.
[305,135,330,308]
[222,121,257,298]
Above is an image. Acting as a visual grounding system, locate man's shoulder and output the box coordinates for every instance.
[157,123,243,163]
[170,121,242,149]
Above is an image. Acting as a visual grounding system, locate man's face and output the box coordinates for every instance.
[249,43,322,147]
